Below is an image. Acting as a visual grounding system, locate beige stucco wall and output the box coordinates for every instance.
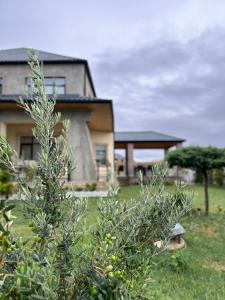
[0,63,87,95]
[90,130,114,170]
[6,123,63,155]
[0,122,7,137]
[7,124,33,153]
[0,107,114,180]
[6,123,115,176]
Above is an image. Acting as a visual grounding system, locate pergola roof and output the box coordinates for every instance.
[115,131,185,143]
[115,131,185,149]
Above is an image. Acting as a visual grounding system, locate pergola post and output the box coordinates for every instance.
[115,132,185,185]
[126,143,134,178]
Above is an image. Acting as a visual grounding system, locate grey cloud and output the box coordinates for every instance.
[95,40,189,79]
[93,27,225,149]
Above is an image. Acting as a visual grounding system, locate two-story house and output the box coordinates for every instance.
[0,48,114,183]
[0,47,185,185]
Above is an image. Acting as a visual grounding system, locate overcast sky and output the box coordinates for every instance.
[1,0,225,160]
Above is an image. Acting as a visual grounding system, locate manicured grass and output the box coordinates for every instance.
[147,184,225,299]
[10,184,225,299]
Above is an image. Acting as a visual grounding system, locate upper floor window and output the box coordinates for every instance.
[0,78,3,94]
[25,77,66,95]
[44,77,65,94]
[25,78,34,94]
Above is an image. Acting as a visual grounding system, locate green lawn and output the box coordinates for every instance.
[11,184,225,299]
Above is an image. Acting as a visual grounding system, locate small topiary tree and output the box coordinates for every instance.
[166,146,225,216]
[0,50,192,299]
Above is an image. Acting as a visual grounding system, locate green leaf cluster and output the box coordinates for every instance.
[84,164,192,299]
[166,146,225,172]
[166,146,225,216]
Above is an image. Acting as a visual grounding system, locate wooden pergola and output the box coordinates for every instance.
[115,131,185,178]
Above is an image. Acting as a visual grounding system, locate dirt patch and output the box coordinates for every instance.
[204,260,225,272]
[198,227,217,237]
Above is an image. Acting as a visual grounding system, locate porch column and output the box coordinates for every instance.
[0,122,6,137]
[126,143,134,177]
[66,111,96,182]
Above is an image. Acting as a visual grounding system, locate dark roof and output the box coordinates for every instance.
[0,94,111,104]
[0,48,96,96]
[0,48,84,63]
[115,131,185,143]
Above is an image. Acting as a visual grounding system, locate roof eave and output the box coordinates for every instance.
[115,139,186,143]
[83,60,96,97]
[0,98,112,105]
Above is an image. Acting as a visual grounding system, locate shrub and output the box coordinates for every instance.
[0,169,13,199]
[75,185,84,191]
[83,168,192,299]
[154,251,188,273]
[85,182,97,191]
[24,164,37,182]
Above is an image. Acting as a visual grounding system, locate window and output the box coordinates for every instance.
[0,78,3,94]
[25,77,66,95]
[118,165,124,172]
[25,78,34,94]
[96,144,107,164]
[44,77,65,94]
[20,136,41,160]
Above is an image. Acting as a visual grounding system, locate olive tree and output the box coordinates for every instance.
[166,146,225,216]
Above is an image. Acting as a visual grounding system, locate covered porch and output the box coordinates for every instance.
[0,96,114,183]
[115,131,185,182]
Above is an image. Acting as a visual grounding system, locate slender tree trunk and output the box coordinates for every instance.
[203,170,209,216]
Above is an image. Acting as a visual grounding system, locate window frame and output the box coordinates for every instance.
[43,77,66,94]
[25,77,35,95]
[95,144,107,165]
[25,76,66,95]
[19,136,40,160]
[0,78,3,94]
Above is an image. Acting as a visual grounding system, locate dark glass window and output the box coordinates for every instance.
[25,77,66,95]
[44,77,65,94]
[0,78,3,94]
[20,136,41,160]
[25,78,34,94]
[96,144,107,164]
